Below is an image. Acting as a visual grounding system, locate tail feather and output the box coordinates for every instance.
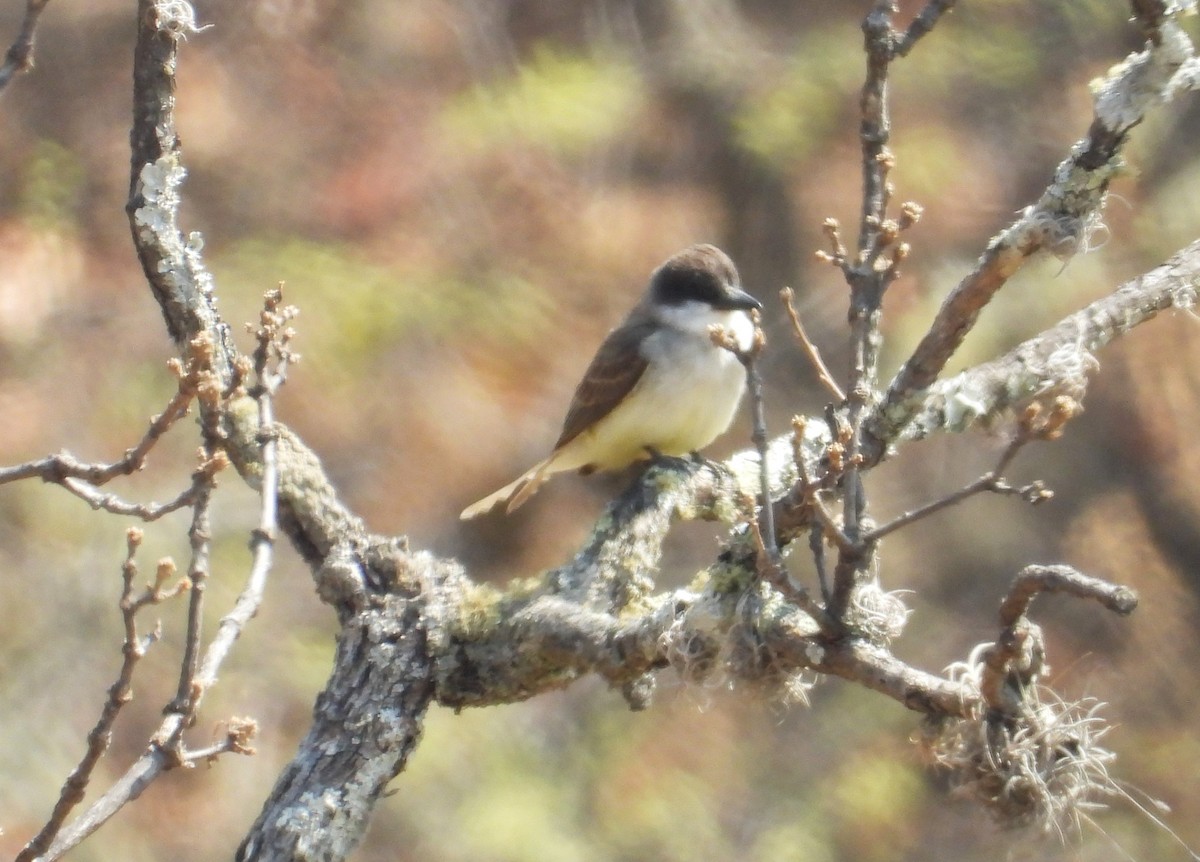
[459,458,553,520]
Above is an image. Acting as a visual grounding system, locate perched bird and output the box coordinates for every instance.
[460,244,761,520]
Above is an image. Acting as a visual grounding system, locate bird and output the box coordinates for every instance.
[460,243,761,520]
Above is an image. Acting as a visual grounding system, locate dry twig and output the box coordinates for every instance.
[780,286,845,402]
[894,0,959,57]
[28,288,290,862]
[14,531,187,862]
[0,0,51,95]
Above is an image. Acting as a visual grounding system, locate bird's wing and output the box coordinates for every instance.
[553,319,654,451]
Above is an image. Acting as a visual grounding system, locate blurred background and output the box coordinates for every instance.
[1,1,1198,860]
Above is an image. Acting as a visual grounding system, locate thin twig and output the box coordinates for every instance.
[829,0,898,620]
[0,384,194,488]
[15,532,186,862]
[808,524,831,605]
[894,0,958,57]
[59,474,205,520]
[809,493,858,556]
[181,716,258,765]
[998,565,1139,628]
[33,295,288,862]
[711,315,778,561]
[165,470,214,725]
[748,519,829,628]
[0,0,52,95]
[0,338,215,507]
[780,287,846,402]
[166,335,226,726]
[861,436,1041,543]
[713,315,835,630]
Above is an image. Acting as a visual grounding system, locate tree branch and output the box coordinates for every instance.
[0,0,51,95]
[880,6,1199,426]
[15,532,179,862]
[126,0,233,376]
[48,1,1178,858]
[869,237,1200,445]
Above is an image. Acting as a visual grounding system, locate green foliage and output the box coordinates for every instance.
[17,139,85,230]
[215,238,551,374]
[440,44,642,159]
[734,29,860,167]
[832,753,926,837]
[900,21,1042,98]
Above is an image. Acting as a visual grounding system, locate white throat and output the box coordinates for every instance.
[654,300,755,351]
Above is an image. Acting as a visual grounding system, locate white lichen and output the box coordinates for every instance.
[153,0,211,38]
[923,648,1122,837]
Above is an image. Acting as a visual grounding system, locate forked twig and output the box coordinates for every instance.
[28,291,291,862]
[15,533,188,862]
[0,335,219,510]
[861,435,1048,543]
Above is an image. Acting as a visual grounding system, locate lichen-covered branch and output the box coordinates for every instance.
[880,1,1199,430]
[236,580,435,862]
[31,0,1179,859]
[870,237,1200,444]
[126,0,233,377]
[919,565,1140,834]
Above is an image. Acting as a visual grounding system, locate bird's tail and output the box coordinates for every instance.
[459,457,553,520]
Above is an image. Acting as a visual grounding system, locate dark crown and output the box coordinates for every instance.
[650,244,754,311]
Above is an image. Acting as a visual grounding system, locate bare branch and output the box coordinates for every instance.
[196,293,287,693]
[0,0,51,95]
[862,433,1040,543]
[58,473,204,520]
[164,470,214,725]
[30,289,288,861]
[0,356,199,489]
[15,530,172,862]
[894,0,958,57]
[998,565,1139,629]
[0,333,226,535]
[21,0,1176,857]
[126,0,234,376]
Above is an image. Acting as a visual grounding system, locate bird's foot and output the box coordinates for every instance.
[643,446,700,471]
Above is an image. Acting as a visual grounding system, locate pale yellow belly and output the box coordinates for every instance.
[553,342,747,472]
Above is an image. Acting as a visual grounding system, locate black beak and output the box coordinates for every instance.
[722,286,762,312]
